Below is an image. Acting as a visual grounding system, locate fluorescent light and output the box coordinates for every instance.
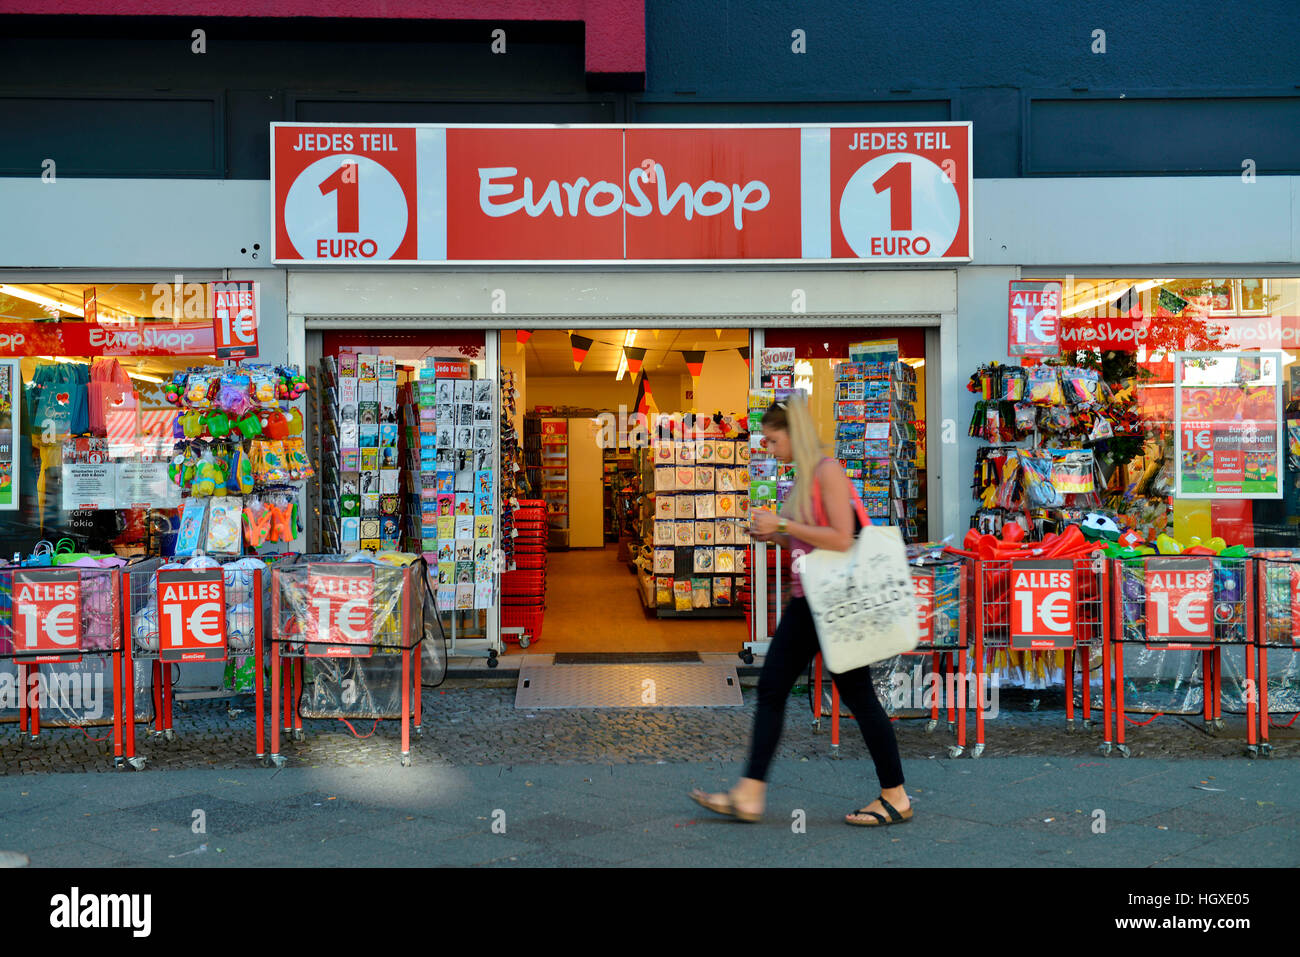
[130,373,165,383]
[1061,279,1170,317]
[0,285,84,317]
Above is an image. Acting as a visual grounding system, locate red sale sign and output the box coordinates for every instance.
[159,569,227,663]
[1008,280,1062,357]
[13,570,82,664]
[1145,558,1214,647]
[305,566,374,657]
[1009,560,1076,649]
[209,281,259,359]
[913,571,933,645]
[272,123,972,264]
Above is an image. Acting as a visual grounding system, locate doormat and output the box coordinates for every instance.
[552,652,701,665]
[515,661,744,709]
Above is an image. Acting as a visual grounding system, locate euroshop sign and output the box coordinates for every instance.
[271,123,972,265]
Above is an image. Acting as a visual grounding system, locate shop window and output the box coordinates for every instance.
[0,281,308,560]
[978,277,1300,550]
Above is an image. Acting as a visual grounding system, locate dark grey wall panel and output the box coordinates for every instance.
[0,95,220,176]
[631,100,950,124]
[1027,96,1300,175]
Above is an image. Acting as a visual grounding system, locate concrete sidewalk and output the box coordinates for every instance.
[2,757,1295,867]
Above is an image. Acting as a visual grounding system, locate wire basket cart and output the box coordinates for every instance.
[1109,555,1255,757]
[1252,553,1300,757]
[120,557,268,769]
[973,555,1111,757]
[270,557,424,767]
[815,557,973,758]
[1,565,126,767]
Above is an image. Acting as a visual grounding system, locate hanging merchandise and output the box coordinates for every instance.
[161,362,311,555]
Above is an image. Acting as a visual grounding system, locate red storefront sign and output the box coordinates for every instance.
[272,123,972,264]
[1008,280,1061,356]
[1145,558,1214,647]
[210,281,259,359]
[158,569,227,663]
[432,360,471,379]
[305,566,374,657]
[13,570,82,664]
[1009,560,1076,649]
[0,320,216,357]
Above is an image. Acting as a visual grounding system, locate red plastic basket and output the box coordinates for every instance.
[501,605,544,645]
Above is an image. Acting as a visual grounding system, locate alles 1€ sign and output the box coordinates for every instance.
[272,123,972,264]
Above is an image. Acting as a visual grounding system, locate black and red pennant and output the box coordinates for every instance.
[570,333,594,371]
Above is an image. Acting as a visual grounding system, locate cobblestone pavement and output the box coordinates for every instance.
[1,685,1294,774]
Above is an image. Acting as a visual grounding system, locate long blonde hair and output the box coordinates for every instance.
[762,392,825,524]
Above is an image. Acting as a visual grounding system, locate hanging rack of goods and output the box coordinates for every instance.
[164,364,312,557]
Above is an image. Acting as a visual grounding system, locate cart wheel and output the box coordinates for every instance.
[1260,743,1274,758]
[292,729,305,742]
[414,726,423,738]
[163,729,177,742]
[27,735,45,749]
[829,743,841,760]
[1082,719,1093,730]
[487,656,499,669]
[127,756,148,770]
[269,754,287,769]
[947,721,956,733]
[519,635,531,649]
[924,719,937,733]
[1213,718,1226,731]
[1117,744,1131,758]
[113,756,126,770]
[947,745,964,759]
[1099,742,1113,756]
[1246,745,1259,758]
[970,744,985,759]
[740,650,755,665]
[1065,720,1076,734]
[400,753,411,767]
[811,718,822,733]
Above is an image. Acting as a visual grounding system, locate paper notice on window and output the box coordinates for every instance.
[62,463,116,511]
[117,461,179,510]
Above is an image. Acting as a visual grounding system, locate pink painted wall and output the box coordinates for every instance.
[0,0,645,77]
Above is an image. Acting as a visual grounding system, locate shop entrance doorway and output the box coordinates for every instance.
[504,328,752,656]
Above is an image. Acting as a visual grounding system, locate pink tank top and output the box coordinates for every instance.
[785,459,870,599]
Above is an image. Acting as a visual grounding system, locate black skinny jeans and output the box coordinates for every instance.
[745,596,905,789]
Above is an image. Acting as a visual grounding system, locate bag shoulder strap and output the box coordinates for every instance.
[810,458,870,530]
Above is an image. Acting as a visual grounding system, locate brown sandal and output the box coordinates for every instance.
[689,788,762,823]
[845,795,913,827]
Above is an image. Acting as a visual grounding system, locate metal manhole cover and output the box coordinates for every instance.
[515,662,743,708]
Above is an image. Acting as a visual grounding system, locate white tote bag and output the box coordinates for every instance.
[797,485,920,673]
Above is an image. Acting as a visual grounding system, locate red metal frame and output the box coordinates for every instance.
[11,566,124,764]
[118,561,268,767]
[1107,556,1255,755]
[1253,556,1299,754]
[974,556,1110,755]
[269,562,422,766]
[815,560,971,756]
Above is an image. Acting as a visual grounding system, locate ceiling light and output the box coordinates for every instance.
[1061,279,1169,317]
[0,285,84,317]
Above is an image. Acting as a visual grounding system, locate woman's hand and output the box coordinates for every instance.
[750,507,782,536]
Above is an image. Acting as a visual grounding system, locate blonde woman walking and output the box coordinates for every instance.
[690,394,912,827]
